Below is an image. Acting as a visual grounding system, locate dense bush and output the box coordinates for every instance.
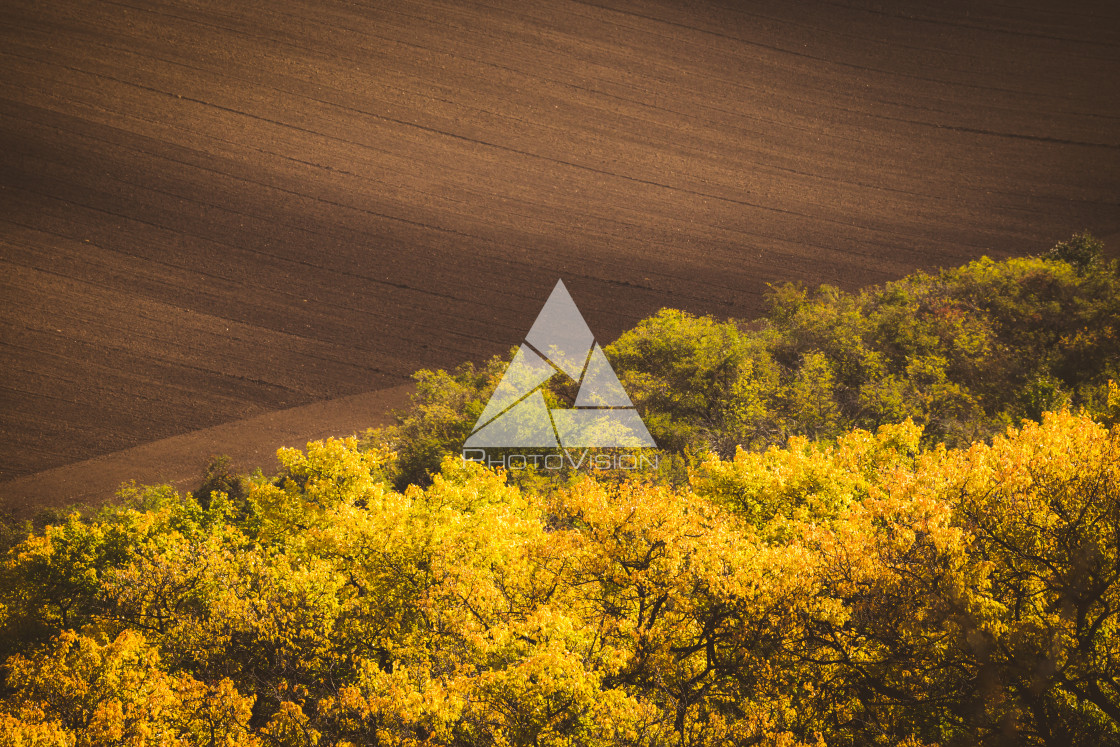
[371,235,1119,486]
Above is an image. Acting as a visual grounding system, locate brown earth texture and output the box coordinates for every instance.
[1,0,1119,517]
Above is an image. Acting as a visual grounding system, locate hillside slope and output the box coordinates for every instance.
[2,0,1119,482]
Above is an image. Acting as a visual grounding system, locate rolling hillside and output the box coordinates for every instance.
[2,0,1118,496]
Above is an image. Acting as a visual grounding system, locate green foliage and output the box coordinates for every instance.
[191,454,248,510]
[364,354,510,490]
[1047,231,1106,271]
[611,236,1119,456]
[604,309,781,456]
[377,235,1117,479]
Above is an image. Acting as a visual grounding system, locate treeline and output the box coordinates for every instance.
[380,233,1119,488]
[0,235,1119,746]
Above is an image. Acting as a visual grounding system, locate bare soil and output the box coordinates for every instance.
[0,384,412,519]
[2,0,1118,516]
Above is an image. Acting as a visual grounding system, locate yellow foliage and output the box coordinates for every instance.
[2,414,1119,745]
[1,630,257,746]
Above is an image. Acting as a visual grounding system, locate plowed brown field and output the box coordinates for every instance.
[2,0,1119,514]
